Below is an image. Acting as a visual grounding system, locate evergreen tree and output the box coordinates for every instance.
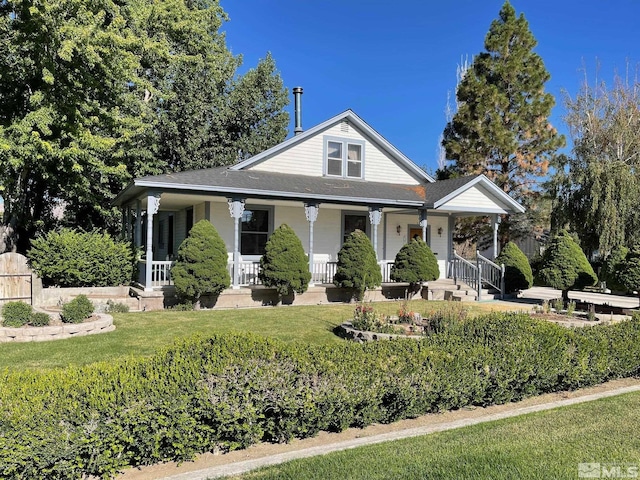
[495,241,532,293]
[536,231,597,301]
[259,224,311,299]
[601,245,629,293]
[442,1,565,244]
[171,220,229,307]
[334,230,382,300]
[390,238,439,288]
[618,245,640,307]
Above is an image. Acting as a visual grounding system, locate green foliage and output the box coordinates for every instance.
[0,0,288,251]
[350,305,402,335]
[536,231,598,298]
[29,312,51,327]
[617,245,640,298]
[334,230,382,298]
[2,314,640,478]
[171,220,230,304]
[442,2,564,242]
[2,301,32,327]
[61,295,94,324]
[390,238,439,286]
[496,242,533,292]
[601,246,629,293]
[259,224,311,297]
[551,75,640,257]
[27,229,133,287]
[106,300,130,314]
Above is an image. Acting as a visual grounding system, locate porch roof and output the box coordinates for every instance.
[113,166,428,208]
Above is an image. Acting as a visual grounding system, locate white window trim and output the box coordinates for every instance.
[323,136,365,180]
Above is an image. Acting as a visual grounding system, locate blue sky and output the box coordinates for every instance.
[223,0,639,174]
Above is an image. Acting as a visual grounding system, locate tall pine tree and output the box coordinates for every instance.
[442,1,564,245]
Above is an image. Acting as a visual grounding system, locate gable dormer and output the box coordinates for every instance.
[230,111,433,186]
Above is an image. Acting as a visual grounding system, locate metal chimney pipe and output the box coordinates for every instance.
[293,86,303,135]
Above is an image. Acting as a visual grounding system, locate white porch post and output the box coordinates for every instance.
[419,209,428,242]
[493,214,501,259]
[144,193,161,292]
[369,207,382,260]
[305,202,319,285]
[227,198,245,289]
[135,199,142,248]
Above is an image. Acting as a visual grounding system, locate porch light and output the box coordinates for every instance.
[437,227,443,237]
[396,225,401,235]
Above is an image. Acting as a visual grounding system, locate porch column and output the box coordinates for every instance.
[305,202,319,284]
[135,199,142,248]
[369,207,382,260]
[227,198,245,289]
[493,214,501,259]
[144,193,161,292]
[419,209,428,242]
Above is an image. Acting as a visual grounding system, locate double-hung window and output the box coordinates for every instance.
[240,206,272,256]
[325,137,364,179]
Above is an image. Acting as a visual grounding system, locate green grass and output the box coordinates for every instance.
[231,391,640,480]
[0,300,521,371]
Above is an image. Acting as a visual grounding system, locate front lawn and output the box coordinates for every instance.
[0,300,518,370]
[232,390,640,480]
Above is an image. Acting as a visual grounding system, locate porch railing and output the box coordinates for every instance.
[449,250,481,300]
[476,250,505,298]
[139,258,397,288]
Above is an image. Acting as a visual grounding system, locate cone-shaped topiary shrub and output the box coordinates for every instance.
[496,241,533,293]
[536,230,597,301]
[334,229,382,299]
[390,238,439,287]
[602,245,629,293]
[171,220,230,306]
[259,224,311,298]
[618,245,640,306]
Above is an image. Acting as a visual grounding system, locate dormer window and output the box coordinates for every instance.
[325,137,364,179]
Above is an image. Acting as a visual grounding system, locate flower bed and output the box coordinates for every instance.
[0,313,114,342]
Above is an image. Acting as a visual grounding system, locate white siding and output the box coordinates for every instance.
[249,121,420,185]
[194,203,205,223]
[274,205,342,259]
[384,213,448,279]
[442,186,504,211]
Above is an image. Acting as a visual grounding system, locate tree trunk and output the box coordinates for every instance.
[562,289,569,303]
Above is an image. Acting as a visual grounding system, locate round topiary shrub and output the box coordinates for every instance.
[61,295,94,324]
[334,230,382,300]
[390,238,439,288]
[536,230,598,301]
[259,224,311,299]
[2,301,32,327]
[171,220,230,307]
[29,312,51,327]
[496,242,533,293]
[27,229,133,287]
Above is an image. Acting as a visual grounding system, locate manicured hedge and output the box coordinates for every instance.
[1,313,640,478]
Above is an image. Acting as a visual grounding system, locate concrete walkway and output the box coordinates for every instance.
[118,379,640,480]
[504,286,640,310]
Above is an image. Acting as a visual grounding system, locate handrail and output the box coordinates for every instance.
[476,250,505,298]
[451,250,481,300]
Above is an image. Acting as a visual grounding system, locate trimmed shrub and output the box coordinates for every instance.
[334,230,382,299]
[536,230,598,300]
[259,224,311,297]
[171,220,230,306]
[29,312,51,327]
[390,238,439,287]
[1,301,32,327]
[618,245,640,305]
[601,246,629,293]
[27,229,133,287]
[496,241,533,293]
[2,315,640,478]
[61,295,94,324]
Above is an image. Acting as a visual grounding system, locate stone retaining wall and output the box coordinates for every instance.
[0,314,114,343]
[337,322,423,343]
